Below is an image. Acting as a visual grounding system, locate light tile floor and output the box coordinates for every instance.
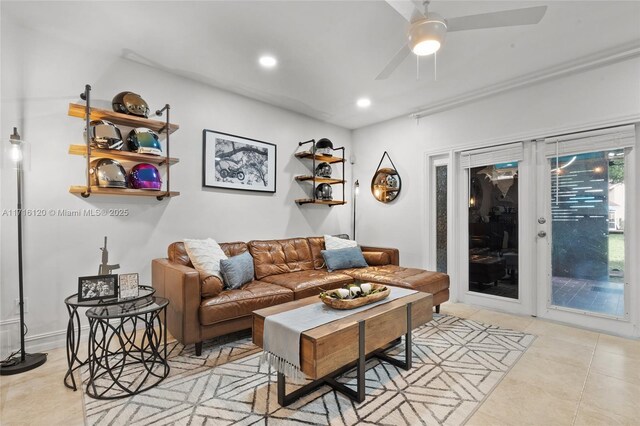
[1,302,639,425]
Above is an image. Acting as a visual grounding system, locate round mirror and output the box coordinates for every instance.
[371,167,401,203]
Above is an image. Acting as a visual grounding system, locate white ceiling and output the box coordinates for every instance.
[3,1,640,129]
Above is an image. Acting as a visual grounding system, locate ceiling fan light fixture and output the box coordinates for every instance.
[408,13,447,56]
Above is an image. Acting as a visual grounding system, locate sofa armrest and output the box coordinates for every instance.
[152,258,201,345]
[361,246,399,266]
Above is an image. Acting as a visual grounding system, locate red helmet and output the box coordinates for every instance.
[128,163,162,190]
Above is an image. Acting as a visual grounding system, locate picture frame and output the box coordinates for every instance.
[202,129,277,193]
[78,274,118,302]
[118,273,140,299]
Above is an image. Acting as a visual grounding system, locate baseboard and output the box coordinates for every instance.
[0,319,142,357]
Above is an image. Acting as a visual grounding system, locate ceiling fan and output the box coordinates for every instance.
[376,1,548,80]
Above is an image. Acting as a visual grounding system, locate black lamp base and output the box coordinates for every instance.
[0,352,47,376]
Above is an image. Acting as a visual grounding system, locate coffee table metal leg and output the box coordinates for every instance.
[372,303,412,370]
[275,307,415,407]
[277,320,368,406]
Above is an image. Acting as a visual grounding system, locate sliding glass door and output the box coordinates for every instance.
[536,126,636,333]
[549,149,626,316]
[458,142,534,316]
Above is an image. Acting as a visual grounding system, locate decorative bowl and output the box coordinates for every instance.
[319,283,389,310]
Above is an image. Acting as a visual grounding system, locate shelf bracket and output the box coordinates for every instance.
[156,104,171,201]
[82,84,92,197]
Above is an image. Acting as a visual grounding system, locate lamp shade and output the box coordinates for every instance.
[409,13,447,56]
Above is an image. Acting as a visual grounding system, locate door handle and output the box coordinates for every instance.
[538,231,547,238]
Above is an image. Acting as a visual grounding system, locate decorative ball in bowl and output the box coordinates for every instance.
[319,283,389,310]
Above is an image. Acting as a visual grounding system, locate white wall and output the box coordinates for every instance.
[0,20,353,355]
[352,57,640,269]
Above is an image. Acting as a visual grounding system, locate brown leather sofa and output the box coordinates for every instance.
[152,236,449,355]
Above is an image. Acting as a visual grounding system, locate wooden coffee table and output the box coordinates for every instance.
[253,289,433,406]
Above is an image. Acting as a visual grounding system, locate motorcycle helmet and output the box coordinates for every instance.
[112,91,150,118]
[314,138,333,155]
[85,120,123,150]
[314,162,332,178]
[127,127,162,156]
[128,163,162,190]
[315,183,333,201]
[89,158,127,188]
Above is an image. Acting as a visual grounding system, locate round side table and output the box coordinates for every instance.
[63,286,155,391]
[85,296,170,400]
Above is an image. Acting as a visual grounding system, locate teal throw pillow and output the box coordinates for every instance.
[321,247,368,272]
[220,251,254,289]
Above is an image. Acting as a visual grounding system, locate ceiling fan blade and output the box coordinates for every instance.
[447,6,548,32]
[385,0,420,22]
[375,45,411,80]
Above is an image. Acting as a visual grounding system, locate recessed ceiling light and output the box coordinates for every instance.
[259,55,277,68]
[357,98,371,108]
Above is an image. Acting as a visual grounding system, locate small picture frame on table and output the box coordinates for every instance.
[78,274,118,302]
[119,273,140,299]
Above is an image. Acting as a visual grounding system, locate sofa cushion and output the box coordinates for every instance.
[199,281,293,326]
[168,242,194,267]
[363,251,391,266]
[249,238,314,279]
[202,275,224,298]
[261,270,353,299]
[307,237,326,269]
[220,241,249,257]
[343,265,450,294]
[321,247,368,272]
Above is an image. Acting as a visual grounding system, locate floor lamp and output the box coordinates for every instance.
[0,128,47,375]
[352,180,359,240]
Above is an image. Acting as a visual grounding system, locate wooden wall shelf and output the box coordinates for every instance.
[68,103,179,134]
[69,186,180,198]
[68,86,179,201]
[295,199,347,206]
[294,152,345,164]
[295,175,345,185]
[68,145,179,165]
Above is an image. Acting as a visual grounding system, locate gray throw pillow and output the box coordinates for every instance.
[321,247,368,272]
[220,252,254,290]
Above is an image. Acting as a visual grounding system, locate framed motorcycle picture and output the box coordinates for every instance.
[202,129,277,193]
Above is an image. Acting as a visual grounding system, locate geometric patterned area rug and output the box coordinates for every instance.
[82,315,535,426]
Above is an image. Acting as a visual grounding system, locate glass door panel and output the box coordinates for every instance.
[468,162,519,299]
[435,165,448,273]
[549,149,625,317]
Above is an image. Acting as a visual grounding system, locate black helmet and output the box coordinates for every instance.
[314,138,333,155]
[315,162,332,178]
[89,158,127,188]
[127,127,162,156]
[112,91,150,118]
[85,120,123,150]
[315,183,333,200]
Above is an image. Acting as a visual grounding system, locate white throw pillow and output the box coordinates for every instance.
[324,234,358,250]
[183,238,228,280]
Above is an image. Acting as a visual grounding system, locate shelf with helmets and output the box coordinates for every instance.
[68,85,179,200]
[68,145,179,165]
[295,138,346,207]
[69,186,180,197]
[294,175,345,185]
[294,152,345,164]
[68,103,179,135]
